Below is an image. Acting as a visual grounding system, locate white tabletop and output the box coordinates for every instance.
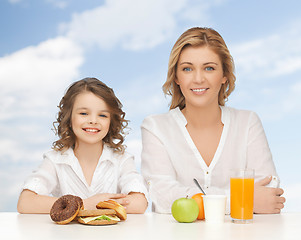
[1,212,299,240]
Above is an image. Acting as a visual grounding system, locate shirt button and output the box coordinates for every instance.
[206,171,209,174]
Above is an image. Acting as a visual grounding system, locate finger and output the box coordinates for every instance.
[275,203,285,210]
[107,193,127,199]
[272,208,281,214]
[275,188,284,196]
[255,176,272,186]
[119,198,130,205]
[113,198,130,206]
[277,196,286,203]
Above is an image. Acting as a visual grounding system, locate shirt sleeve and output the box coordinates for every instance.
[22,154,58,196]
[118,153,149,202]
[141,126,200,213]
[246,112,278,182]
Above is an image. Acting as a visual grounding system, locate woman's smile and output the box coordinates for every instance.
[176,45,226,109]
[191,88,209,94]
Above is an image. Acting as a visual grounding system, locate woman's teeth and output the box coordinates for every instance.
[192,88,207,92]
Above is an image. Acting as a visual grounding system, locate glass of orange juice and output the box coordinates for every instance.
[230,169,254,223]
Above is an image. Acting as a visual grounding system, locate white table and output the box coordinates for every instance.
[1,212,299,240]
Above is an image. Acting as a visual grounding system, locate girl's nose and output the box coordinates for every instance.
[88,115,97,124]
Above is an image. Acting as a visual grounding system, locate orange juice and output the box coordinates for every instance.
[230,178,254,220]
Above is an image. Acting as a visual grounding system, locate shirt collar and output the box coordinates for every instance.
[54,143,116,166]
[172,106,227,126]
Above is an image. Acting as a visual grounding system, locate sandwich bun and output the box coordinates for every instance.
[96,200,127,220]
[77,209,120,225]
[77,209,116,217]
[78,217,118,225]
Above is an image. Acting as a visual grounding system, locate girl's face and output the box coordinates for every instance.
[71,91,111,148]
[176,45,227,109]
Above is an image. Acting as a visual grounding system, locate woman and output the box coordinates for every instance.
[141,27,285,214]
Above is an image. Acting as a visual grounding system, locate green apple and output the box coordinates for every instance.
[171,196,199,223]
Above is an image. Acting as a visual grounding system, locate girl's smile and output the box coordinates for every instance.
[82,127,101,133]
[71,91,111,147]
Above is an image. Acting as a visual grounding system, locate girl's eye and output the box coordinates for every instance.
[99,114,108,118]
[183,67,192,72]
[205,66,214,71]
[80,112,88,115]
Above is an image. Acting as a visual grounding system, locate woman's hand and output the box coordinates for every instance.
[254,176,286,214]
[83,193,127,210]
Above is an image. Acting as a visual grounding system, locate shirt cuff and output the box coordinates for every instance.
[22,177,49,196]
[121,179,149,203]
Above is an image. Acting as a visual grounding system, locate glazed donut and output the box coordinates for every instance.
[50,195,83,224]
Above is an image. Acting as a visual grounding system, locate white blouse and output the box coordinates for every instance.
[141,106,277,213]
[22,144,148,200]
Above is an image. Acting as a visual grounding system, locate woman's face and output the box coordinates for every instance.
[176,45,226,109]
[71,91,111,148]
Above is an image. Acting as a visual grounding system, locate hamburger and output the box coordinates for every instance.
[77,200,127,225]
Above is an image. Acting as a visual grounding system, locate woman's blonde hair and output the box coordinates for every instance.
[163,27,236,109]
[52,77,128,153]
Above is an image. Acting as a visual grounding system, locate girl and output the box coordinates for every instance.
[18,77,148,213]
[141,27,285,214]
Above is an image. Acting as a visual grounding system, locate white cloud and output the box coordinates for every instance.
[231,22,301,79]
[280,80,301,113]
[252,79,301,121]
[0,36,84,167]
[0,164,36,211]
[118,73,169,120]
[59,0,222,51]
[46,0,68,9]
[229,21,301,121]
[126,138,142,170]
[8,0,68,8]
[8,0,21,3]
[0,36,83,121]
[60,0,185,50]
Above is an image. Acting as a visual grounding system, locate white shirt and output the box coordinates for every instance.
[23,144,148,200]
[141,106,277,213]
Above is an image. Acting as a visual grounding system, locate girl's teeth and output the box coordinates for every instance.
[85,129,99,132]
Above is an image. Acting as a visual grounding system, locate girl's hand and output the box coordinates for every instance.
[83,193,127,209]
[114,192,148,214]
[254,176,286,214]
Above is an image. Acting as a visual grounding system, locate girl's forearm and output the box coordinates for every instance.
[17,190,57,214]
[126,192,148,214]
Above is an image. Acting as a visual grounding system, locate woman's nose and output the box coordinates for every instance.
[194,70,205,83]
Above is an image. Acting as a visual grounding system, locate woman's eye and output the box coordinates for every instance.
[205,66,214,71]
[183,67,192,72]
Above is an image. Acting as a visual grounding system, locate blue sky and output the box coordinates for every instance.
[0,0,300,212]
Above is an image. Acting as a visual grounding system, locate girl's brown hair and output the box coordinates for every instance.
[163,27,236,109]
[52,78,128,153]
